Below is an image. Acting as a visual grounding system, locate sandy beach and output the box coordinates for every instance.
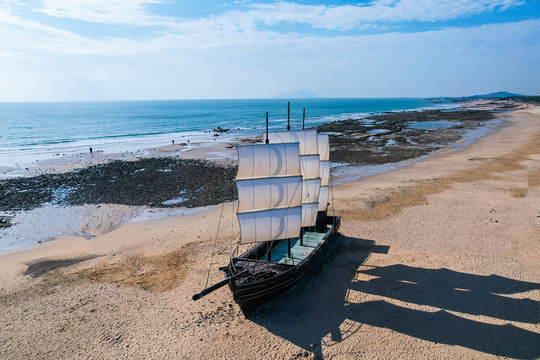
[1,104,539,359]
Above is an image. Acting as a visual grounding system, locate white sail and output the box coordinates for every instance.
[318,186,329,211]
[300,155,320,180]
[319,160,330,187]
[268,129,318,156]
[236,142,303,244]
[317,134,330,161]
[319,160,330,211]
[238,207,302,244]
[237,176,302,213]
[237,143,301,180]
[301,203,319,227]
[302,178,321,204]
[317,134,331,211]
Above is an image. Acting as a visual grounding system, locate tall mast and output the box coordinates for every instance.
[287,101,291,131]
[301,107,306,245]
[286,102,293,253]
[265,112,269,144]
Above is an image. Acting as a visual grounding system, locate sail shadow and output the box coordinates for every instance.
[351,300,540,358]
[250,236,540,359]
[353,264,540,324]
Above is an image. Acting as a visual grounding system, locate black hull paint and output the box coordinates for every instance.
[226,215,341,315]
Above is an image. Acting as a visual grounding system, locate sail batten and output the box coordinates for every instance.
[237,205,303,215]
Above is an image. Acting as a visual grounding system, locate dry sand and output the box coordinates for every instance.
[1,106,539,359]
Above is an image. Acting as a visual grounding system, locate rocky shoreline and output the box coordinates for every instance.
[0,108,506,229]
[0,158,237,228]
[317,109,496,164]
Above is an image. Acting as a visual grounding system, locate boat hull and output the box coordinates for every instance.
[226,215,341,315]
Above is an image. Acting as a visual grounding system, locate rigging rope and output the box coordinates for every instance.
[330,170,335,217]
[228,200,239,255]
[204,201,226,289]
[231,198,235,235]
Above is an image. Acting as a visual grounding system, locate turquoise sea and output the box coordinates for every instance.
[0,98,456,168]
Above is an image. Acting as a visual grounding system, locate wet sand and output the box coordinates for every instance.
[0,104,539,359]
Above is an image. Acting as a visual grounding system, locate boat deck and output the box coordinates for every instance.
[260,231,326,266]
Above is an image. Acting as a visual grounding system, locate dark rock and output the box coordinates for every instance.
[0,158,238,226]
[316,109,495,164]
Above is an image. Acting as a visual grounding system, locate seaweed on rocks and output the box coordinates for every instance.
[0,158,238,226]
[61,158,237,208]
[365,109,494,124]
[316,109,495,164]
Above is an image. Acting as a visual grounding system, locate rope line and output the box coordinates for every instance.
[204,201,225,289]
[228,200,240,257]
[231,199,235,235]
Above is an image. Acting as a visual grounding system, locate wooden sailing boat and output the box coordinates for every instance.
[193,109,341,315]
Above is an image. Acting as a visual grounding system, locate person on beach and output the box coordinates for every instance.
[89,147,93,154]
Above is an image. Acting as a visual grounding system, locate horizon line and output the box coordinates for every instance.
[0,93,533,104]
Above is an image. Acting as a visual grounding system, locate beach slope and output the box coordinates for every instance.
[1,107,539,359]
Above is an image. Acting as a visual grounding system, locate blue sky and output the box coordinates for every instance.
[0,0,539,101]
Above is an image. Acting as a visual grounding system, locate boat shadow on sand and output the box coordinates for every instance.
[250,235,540,359]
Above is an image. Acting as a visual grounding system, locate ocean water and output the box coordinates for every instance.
[0,98,455,168]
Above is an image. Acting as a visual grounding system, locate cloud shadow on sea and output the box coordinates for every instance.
[250,235,540,359]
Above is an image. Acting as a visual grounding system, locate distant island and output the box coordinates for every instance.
[428,91,539,105]
[274,89,319,99]
[466,91,523,98]
[460,91,540,105]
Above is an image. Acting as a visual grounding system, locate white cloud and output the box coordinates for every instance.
[9,0,527,32]
[0,0,529,60]
[38,0,169,25]
[0,0,538,100]
[247,0,525,30]
[1,17,538,100]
